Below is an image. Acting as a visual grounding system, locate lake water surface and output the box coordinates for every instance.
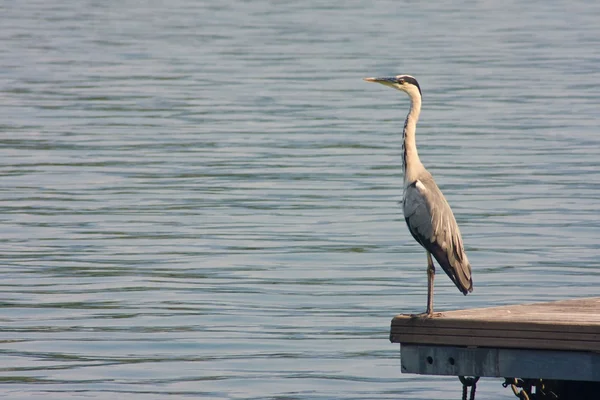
[1,1,600,399]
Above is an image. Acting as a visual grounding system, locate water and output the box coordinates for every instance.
[1,0,600,398]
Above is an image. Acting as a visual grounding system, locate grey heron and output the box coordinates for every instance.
[363,75,473,317]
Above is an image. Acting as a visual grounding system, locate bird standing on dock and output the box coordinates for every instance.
[363,75,473,317]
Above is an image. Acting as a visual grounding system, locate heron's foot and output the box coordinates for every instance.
[409,312,443,319]
[410,312,432,318]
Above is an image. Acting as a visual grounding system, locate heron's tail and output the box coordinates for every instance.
[430,246,473,295]
[453,256,472,295]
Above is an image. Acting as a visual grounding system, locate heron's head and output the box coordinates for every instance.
[363,74,422,99]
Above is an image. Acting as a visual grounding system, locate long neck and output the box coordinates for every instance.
[402,92,423,183]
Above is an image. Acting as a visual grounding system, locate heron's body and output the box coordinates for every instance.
[403,173,472,295]
[364,74,472,316]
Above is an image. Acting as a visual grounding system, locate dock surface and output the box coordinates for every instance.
[391,297,600,382]
[391,297,600,352]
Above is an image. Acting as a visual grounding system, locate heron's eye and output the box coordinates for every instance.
[398,79,405,84]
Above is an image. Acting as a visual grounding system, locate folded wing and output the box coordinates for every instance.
[403,175,473,294]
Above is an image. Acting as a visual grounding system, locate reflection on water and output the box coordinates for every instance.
[1,0,599,398]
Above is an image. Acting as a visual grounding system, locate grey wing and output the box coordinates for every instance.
[403,177,473,295]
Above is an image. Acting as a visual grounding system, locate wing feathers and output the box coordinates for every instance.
[403,176,473,294]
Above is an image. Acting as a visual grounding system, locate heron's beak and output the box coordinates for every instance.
[363,76,398,89]
[363,77,397,87]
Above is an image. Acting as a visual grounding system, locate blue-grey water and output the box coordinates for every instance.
[1,1,600,399]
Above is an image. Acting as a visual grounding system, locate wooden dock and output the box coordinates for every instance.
[390,297,600,398]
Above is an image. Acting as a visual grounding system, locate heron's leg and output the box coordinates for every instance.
[426,251,435,316]
[411,252,437,318]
